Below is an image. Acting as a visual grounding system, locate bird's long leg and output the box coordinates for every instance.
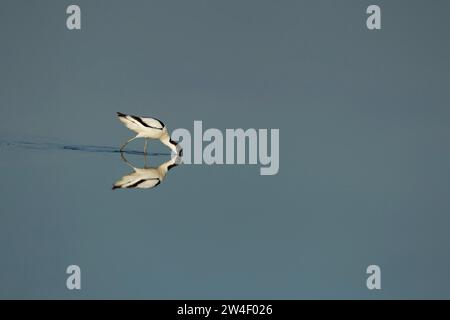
[144,139,148,155]
[120,152,137,170]
[120,136,138,152]
[144,153,148,168]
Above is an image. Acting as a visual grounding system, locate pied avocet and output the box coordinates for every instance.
[116,112,182,155]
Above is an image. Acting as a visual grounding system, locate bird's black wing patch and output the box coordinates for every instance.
[126,179,148,188]
[130,115,163,130]
[130,116,150,128]
[153,179,162,188]
[127,178,161,189]
[152,117,165,128]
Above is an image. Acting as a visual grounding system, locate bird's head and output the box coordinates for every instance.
[169,138,183,157]
[161,133,183,157]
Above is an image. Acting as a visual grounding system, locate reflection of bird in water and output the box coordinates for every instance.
[116,112,182,156]
[112,153,180,190]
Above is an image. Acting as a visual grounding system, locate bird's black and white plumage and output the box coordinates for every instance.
[112,153,180,190]
[116,112,181,155]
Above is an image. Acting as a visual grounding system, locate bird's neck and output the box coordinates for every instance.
[158,156,180,175]
[160,134,178,154]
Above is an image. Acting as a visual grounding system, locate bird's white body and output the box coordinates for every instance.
[116,112,181,155]
[113,154,180,190]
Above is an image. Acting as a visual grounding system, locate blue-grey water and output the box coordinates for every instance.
[1,0,450,299]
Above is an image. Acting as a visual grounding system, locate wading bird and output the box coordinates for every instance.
[112,153,180,190]
[116,112,181,155]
